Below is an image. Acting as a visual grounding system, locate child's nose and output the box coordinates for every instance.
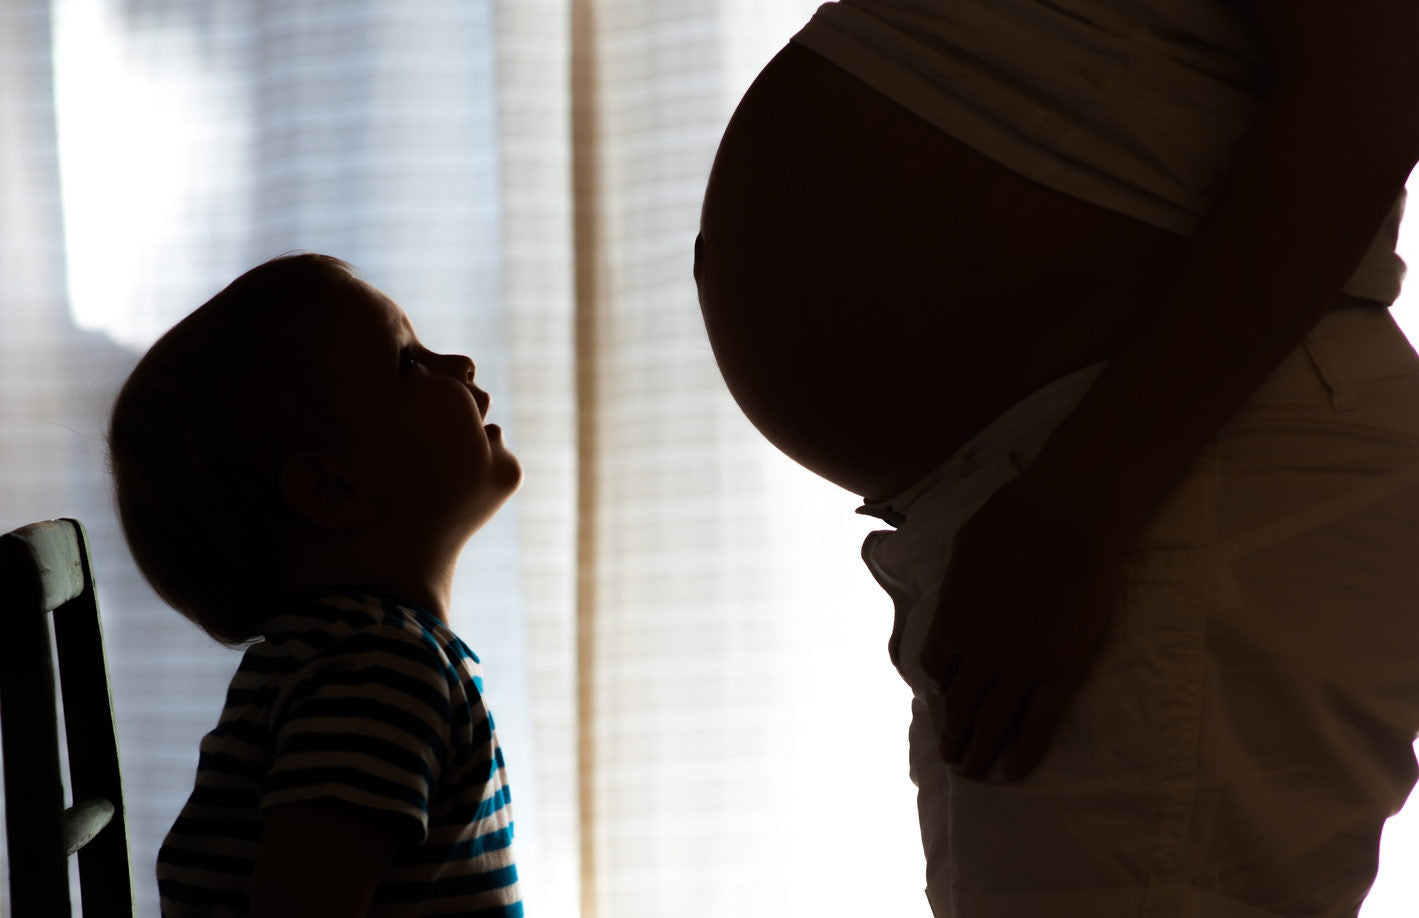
[438,353,476,383]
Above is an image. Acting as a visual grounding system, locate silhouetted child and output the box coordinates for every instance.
[108,253,525,916]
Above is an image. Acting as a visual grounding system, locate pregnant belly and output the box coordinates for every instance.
[697,42,1191,500]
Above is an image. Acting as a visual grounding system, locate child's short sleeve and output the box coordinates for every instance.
[262,622,453,848]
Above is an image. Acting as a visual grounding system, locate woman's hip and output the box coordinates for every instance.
[861,304,1419,913]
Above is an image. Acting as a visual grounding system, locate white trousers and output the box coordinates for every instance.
[860,306,1419,917]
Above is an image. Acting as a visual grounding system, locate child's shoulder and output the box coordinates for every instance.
[251,592,480,685]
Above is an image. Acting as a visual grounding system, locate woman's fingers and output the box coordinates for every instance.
[999,679,1079,780]
[959,675,1034,777]
[922,629,965,687]
[925,651,963,694]
[939,655,995,762]
[939,668,1082,779]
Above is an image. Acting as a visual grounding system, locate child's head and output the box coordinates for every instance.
[108,253,521,644]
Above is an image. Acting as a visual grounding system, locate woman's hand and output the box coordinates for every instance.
[921,470,1129,781]
[916,0,1419,784]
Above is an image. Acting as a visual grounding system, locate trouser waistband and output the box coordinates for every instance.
[856,304,1413,527]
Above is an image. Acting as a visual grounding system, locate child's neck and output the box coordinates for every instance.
[285,532,460,624]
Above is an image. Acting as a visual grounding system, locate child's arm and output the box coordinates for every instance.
[250,799,402,917]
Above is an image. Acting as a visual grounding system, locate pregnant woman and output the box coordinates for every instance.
[696,1,1419,915]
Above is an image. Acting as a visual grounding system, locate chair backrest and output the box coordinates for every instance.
[0,518,134,917]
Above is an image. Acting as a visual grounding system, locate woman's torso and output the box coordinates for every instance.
[696,17,1390,501]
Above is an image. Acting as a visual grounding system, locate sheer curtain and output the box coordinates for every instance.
[1,1,924,915]
[3,1,1418,916]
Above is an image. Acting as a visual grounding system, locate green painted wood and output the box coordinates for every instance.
[1,518,135,918]
[62,798,116,856]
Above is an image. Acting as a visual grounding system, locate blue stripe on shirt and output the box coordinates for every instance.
[291,661,454,723]
[279,695,449,761]
[158,877,249,911]
[264,763,430,811]
[278,729,436,786]
[404,825,515,864]
[158,594,521,914]
[157,841,253,876]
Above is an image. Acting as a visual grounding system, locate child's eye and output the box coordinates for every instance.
[399,347,420,371]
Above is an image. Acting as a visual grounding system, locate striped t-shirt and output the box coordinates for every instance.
[157,593,522,916]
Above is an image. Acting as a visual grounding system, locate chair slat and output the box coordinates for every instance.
[4,520,86,612]
[62,798,116,856]
[1,518,135,918]
[0,524,74,915]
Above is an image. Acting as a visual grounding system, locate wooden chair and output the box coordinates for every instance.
[0,518,134,916]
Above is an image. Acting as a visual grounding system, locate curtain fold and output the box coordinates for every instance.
[566,3,932,915]
[0,0,78,518]
[570,1,604,912]
[498,2,581,913]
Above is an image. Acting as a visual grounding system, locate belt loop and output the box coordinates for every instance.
[1302,334,1357,412]
[856,503,907,527]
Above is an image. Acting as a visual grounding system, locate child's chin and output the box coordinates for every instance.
[494,451,524,489]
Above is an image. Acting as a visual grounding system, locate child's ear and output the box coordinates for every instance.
[279,452,374,530]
